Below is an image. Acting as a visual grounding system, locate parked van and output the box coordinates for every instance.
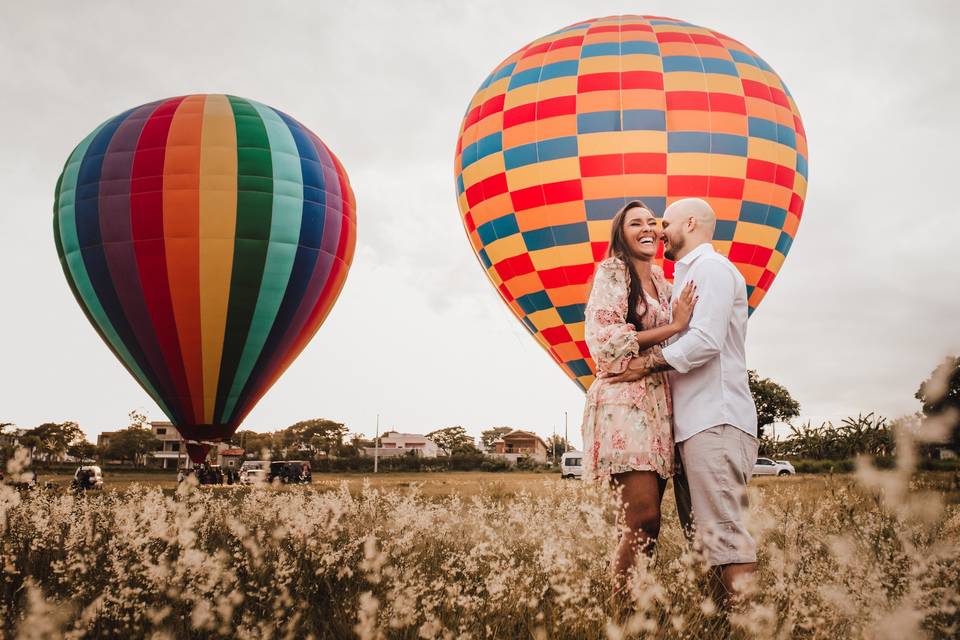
[239,460,269,485]
[559,451,583,479]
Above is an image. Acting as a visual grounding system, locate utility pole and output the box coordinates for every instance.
[373,413,379,474]
[564,411,569,453]
[552,423,556,465]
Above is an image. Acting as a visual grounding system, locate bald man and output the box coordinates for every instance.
[607,197,759,600]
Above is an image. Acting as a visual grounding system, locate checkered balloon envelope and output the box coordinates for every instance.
[454,15,807,391]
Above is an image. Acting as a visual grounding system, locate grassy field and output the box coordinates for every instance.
[34,467,960,499]
[3,467,959,639]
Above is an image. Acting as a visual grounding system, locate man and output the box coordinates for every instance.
[607,197,759,599]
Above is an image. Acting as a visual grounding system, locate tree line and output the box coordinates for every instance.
[3,358,957,466]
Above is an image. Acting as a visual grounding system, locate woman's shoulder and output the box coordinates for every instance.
[598,256,626,272]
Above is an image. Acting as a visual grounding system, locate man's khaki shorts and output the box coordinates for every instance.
[674,424,758,567]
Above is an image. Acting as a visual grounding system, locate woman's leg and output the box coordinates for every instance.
[609,470,666,592]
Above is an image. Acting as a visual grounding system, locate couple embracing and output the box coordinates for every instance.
[580,197,759,603]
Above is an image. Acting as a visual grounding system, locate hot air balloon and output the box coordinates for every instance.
[454,15,807,391]
[54,94,357,462]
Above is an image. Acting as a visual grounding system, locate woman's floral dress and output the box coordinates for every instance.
[580,256,675,482]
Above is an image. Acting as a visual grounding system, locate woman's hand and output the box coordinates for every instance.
[671,282,698,329]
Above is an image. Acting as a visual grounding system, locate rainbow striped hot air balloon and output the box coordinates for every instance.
[454,16,807,391]
[54,94,356,462]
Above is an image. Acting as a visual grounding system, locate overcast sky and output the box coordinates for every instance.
[2,1,958,449]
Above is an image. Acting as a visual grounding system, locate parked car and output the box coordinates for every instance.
[268,460,312,484]
[239,460,269,484]
[752,457,795,476]
[72,465,103,490]
[560,451,583,479]
[0,469,37,489]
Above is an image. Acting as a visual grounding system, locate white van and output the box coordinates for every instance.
[239,460,269,485]
[560,451,583,479]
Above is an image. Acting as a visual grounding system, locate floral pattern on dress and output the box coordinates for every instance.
[580,257,675,482]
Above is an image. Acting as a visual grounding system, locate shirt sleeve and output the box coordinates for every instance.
[661,259,736,374]
[584,259,640,375]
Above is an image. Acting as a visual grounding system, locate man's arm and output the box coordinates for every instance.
[605,260,736,383]
[660,260,736,374]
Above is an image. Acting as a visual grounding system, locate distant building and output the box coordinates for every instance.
[489,429,549,464]
[363,430,441,458]
[151,421,185,469]
[217,447,245,469]
[96,431,117,451]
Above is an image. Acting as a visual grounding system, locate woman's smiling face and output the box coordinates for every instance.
[622,206,660,260]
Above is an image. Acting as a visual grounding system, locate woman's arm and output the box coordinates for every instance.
[584,260,641,375]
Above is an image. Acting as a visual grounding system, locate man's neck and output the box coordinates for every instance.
[673,239,710,264]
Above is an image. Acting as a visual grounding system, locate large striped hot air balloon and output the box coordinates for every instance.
[454,15,807,391]
[54,94,356,462]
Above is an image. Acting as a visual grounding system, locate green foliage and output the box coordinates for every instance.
[759,413,893,460]
[426,426,477,454]
[18,421,86,464]
[479,426,512,449]
[545,435,572,461]
[68,441,97,461]
[916,355,960,449]
[279,418,349,458]
[102,426,159,465]
[748,369,800,437]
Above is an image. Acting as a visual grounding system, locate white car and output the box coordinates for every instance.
[560,451,583,479]
[73,465,103,488]
[752,457,795,477]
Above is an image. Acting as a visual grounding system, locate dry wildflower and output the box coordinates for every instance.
[0,459,956,639]
[354,590,384,640]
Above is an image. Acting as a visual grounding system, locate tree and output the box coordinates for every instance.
[748,370,801,438]
[102,426,159,465]
[916,356,960,449]
[479,426,513,450]
[68,441,98,462]
[546,435,572,463]
[426,426,476,454]
[271,419,349,459]
[232,430,273,457]
[19,422,86,464]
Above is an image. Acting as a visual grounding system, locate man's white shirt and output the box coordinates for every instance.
[661,242,758,443]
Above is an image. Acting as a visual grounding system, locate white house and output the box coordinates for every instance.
[151,421,185,469]
[363,431,442,458]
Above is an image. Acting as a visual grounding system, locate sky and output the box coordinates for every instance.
[1,0,958,449]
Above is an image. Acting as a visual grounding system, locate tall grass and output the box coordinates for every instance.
[1,437,958,638]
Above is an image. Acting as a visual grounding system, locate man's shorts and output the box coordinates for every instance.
[674,424,758,567]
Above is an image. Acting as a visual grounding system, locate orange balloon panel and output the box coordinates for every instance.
[454,15,808,391]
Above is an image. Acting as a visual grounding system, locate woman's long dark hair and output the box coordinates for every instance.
[607,200,653,329]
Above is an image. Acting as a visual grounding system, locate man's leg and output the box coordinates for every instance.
[719,428,758,595]
[680,425,758,602]
[672,444,695,544]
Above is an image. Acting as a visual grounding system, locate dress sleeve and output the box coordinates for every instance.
[654,264,673,300]
[585,258,640,375]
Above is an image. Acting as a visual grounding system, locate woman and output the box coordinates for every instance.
[580,200,697,595]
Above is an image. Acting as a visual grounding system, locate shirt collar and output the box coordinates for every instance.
[676,242,715,267]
